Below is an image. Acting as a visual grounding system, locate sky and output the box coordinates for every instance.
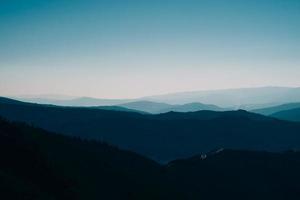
[0,0,300,98]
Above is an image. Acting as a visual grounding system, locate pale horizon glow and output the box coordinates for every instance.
[1,0,300,98]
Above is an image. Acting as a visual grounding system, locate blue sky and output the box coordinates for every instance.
[1,0,300,98]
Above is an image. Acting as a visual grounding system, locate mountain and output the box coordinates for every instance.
[271,108,300,122]
[2,118,300,200]
[1,97,300,162]
[252,102,300,115]
[142,86,300,108]
[13,97,223,114]
[15,96,132,107]
[119,101,224,114]
[0,96,144,113]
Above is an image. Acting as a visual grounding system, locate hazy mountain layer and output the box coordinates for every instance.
[15,87,300,109]
[252,102,300,115]
[119,101,223,113]
[143,87,300,108]
[119,101,174,113]
[1,97,300,162]
[271,108,300,122]
[15,96,132,107]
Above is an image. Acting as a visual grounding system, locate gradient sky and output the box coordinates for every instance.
[1,0,300,98]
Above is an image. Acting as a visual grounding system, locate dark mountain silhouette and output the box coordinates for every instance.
[252,102,300,115]
[1,118,300,200]
[271,108,300,122]
[1,97,300,162]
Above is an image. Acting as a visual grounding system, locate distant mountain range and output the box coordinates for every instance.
[12,96,226,114]
[13,86,300,109]
[1,97,300,162]
[14,97,224,114]
[250,103,300,122]
[0,97,143,113]
[143,86,300,108]
[1,117,300,200]
[252,102,300,115]
[119,101,224,114]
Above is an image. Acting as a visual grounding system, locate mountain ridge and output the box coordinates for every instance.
[119,101,224,114]
[271,108,300,122]
[252,102,300,115]
[13,86,300,108]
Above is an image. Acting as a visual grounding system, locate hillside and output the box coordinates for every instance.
[1,118,300,200]
[271,108,300,122]
[252,102,300,115]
